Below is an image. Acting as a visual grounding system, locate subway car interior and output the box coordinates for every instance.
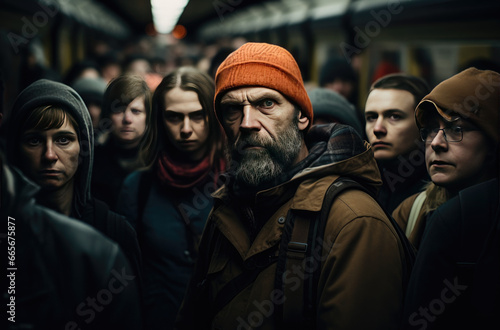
[1,0,499,119]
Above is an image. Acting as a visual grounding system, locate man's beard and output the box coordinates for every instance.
[228,117,302,188]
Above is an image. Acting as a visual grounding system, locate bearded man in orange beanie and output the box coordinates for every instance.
[176,42,409,330]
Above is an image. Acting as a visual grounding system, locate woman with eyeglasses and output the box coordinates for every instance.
[392,67,499,249]
[399,68,500,329]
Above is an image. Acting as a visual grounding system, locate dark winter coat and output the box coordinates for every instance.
[402,178,500,329]
[1,159,142,330]
[117,168,215,330]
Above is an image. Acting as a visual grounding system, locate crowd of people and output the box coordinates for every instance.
[1,39,499,330]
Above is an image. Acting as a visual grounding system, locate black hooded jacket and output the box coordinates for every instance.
[1,155,142,329]
[4,79,142,286]
[6,79,94,217]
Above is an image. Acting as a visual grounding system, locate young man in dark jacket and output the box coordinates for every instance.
[176,42,409,329]
[364,74,431,214]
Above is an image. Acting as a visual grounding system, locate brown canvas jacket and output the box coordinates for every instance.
[176,143,408,330]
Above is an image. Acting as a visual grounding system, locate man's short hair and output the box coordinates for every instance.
[370,73,430,109]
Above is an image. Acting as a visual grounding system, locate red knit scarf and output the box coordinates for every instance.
[156,151,214,190]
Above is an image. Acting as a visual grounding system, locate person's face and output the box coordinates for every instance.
[126,60,151,77]
[19,117,80,191]
[365,88,420,161]
[87,102,102,128]
[424,116,491,191]
[324,79,354,100]
[110,95,146,148]
[219,87,309,187]
[79,68,100,80]
[101,64,121,83]
[163,87,209,161]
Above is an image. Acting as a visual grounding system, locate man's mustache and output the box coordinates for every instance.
[233,134,271,153]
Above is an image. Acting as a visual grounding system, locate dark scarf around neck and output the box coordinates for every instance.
[156,150,217,191]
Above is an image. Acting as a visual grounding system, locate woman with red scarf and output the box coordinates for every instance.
[116,67,226,330]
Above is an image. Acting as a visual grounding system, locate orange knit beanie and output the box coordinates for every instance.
[214,42,313,130]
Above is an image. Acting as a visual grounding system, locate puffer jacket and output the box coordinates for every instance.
[176,124,408,330]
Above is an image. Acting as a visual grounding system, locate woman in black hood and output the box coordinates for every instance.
[7,79,93,217]
[5,79,142,293]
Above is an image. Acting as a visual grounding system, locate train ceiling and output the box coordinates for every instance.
[97,0,268,38]
[3,0,498,40]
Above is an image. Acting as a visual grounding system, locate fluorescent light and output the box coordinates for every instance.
[151,0,189,34]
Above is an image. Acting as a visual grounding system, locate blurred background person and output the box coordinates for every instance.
[151,56,168,76]
[308,87,364,138]
[371,51,401,83]
[319,56,360,109]
[92,74,153,211]
[208,46,235,79]
[18,39,61,91]
[96,51,123,84]
[122,54,153,77]
[364,73,431,214]
[63,59,101,86]
[71,76,108,143]
[116,67,226,330]
[121,53,162,91]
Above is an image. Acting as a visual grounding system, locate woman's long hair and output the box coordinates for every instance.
[146,66,226,171]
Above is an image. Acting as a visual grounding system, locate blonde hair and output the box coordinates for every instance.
[423,181,452,214]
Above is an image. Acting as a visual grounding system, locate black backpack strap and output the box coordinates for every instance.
[275,177,354,329]
[281,211,313,327]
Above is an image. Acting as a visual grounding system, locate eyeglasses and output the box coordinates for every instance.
[419,126,476,143]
